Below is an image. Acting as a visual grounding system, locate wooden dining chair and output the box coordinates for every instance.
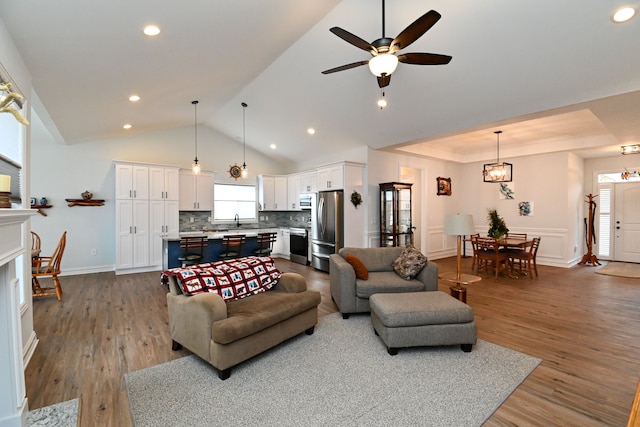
[32,231,67,300]
[474,236,510,278]
[218,234,246,261]
[508,237,541,279]
[252,232,277,257]
[177,236,207,267]
[31,231,42,261]
[468,233,480,270]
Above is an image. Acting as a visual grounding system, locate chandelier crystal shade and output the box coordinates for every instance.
[483,131,512,183]
[191,100,201,175]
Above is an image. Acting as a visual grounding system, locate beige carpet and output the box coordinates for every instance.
[596,262,640,278]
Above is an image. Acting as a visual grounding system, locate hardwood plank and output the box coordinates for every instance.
[25,257,640,426]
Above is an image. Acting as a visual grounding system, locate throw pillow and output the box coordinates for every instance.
[393,245,428,280]
[345,253,368,280]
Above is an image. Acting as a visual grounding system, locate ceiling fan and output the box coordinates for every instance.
[321,0,452,88]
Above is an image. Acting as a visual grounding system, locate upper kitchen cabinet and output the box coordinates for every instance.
[115,162,149,199]
[149,166,180,201]
[317,164,344,191]
[287,174,301,211]
[179,170,214,211]
[258,175,287,211]
[300,171,317,194]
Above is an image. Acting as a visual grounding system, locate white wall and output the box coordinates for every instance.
[30,116,286,274]
[368,149,584,267]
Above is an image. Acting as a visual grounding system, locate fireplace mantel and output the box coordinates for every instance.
[0,208,36,427]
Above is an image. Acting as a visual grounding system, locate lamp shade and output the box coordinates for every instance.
[369,54,399,77]
[444,214,475,236]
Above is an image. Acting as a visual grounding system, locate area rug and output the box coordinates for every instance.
[126,313,540,427]
[26,398,78,427]
[596,261,640,278]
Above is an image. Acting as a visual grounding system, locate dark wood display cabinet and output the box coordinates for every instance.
[379,182,413,247]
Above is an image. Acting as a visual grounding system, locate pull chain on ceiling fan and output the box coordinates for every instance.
[322,0,452,88]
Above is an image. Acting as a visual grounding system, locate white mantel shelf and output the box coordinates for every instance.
[0,208,35,427]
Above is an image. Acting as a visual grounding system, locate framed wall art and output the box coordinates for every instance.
[436,177,452,196]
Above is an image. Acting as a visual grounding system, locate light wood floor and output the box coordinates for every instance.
[25,257,640,426]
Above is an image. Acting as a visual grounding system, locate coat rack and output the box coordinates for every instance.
[579,193,600,266]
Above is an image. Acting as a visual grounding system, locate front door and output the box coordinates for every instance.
[614,183,640,262]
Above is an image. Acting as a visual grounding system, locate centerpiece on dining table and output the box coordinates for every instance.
[487,209,509,239]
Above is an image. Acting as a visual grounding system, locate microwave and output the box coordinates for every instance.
[299,194,313,209]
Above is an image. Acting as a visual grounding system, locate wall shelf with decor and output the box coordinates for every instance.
[31,205,53,216]
[65,199,105,207]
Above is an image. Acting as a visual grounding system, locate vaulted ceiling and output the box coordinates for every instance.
[1,0,639,166]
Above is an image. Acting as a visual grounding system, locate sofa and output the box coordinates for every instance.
[329,246,438,318]
[164,257,321,380]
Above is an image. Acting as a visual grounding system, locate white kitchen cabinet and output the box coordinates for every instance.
[287,174,301,211]
[317,164,344,191]
[115,161,180,273]
[115,199,150,270]
[281,228,290,257]
[300,171,317,193]
[115,163,149,199]
[179,170,214,211]
[258,175,288,211]
[149,166,180,201]
[149,199,179,266]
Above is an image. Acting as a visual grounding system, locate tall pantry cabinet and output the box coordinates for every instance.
[115,161,179,273]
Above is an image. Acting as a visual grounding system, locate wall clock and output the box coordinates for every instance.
[228,164,242,180]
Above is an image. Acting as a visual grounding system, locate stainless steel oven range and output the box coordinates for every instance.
[289,228,308,265]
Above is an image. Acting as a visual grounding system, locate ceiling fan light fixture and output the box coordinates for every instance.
[377,90,388,109]
[368,53,398,77]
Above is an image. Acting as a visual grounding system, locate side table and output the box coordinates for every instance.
[438,272,482,303]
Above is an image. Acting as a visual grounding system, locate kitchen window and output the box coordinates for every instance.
[213,183,257,222]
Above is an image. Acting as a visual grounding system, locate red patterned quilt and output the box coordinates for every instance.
[162,256,281,301]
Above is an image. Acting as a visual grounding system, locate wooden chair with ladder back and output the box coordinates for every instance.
[32,231,67,300]
[177,236,208,267]
[507,237,541,279]
[473,236,510,279]
[218,234,246,261]
[253,232,278,257]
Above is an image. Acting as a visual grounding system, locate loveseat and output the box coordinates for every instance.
[329,246,438,318]
[164,257,321,379]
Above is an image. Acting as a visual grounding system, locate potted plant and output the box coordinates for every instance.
[487,209,509,238]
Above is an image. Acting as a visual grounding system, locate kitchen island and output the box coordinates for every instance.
[162,230,278,270]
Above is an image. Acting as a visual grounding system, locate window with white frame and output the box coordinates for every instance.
[597,185,611,258]
[213,183,257,222]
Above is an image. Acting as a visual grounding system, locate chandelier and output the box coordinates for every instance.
[483,131,512,183]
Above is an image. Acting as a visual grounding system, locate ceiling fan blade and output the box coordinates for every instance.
[390,10,441,54]
[322,60,370,74]
[377,74,391,88]
[330,27,377,54]
[397,52,452,65]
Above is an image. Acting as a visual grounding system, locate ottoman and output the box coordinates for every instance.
[369,291,477,355]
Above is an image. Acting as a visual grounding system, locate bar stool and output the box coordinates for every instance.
[177,236,207,267]
[218,234,246,261]
[252,232,277,256]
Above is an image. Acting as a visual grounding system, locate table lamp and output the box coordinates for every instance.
[444,214,476,281]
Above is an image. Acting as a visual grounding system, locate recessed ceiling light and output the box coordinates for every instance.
[612,6,637,23]
[307,128,316,135]
[142,25,161,36]
[129,95,140,102]
[270,144,277,149]
[123,124,132,130]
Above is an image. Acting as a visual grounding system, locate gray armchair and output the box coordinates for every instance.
[329,247,438,319]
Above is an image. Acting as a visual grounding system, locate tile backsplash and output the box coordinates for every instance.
[179,210,311,232]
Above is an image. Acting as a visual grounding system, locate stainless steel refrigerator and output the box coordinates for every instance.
[311,190,344,272]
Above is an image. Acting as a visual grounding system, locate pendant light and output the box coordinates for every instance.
[483,130,512,182]
[241,102,248,179]
[191,100,201,175]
